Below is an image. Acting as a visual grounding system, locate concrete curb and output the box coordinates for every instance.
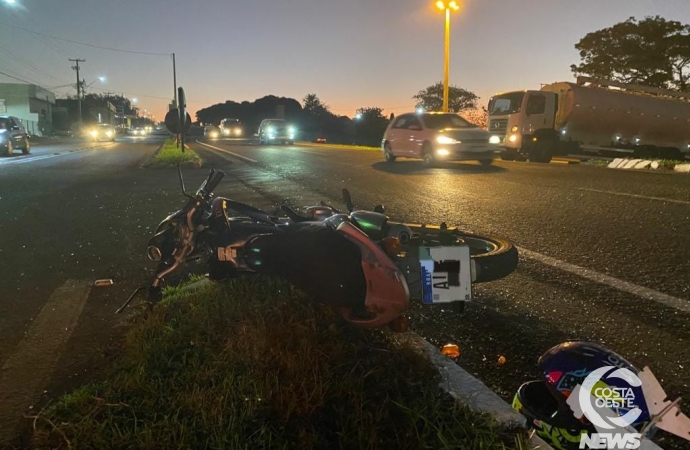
[298,142,380,152]
[139,141,165,169]
[392,331,526,428]
[608,157,689,173]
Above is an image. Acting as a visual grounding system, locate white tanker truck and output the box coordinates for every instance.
[487,76,690,163]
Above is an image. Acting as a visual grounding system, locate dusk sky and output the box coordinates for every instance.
[1,0,688,121]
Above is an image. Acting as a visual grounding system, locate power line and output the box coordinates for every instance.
[0,70,37,84]
[0,21,172,56]
[0,44,71,85]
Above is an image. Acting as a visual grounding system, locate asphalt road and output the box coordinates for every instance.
[1,135,688,447]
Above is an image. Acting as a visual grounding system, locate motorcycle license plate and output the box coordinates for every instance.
[419,246,472,304]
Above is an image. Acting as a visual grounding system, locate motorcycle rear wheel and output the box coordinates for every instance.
[399,224,518,285]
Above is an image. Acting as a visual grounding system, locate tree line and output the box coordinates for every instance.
[195,16,688,146]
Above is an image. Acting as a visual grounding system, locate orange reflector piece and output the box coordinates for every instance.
[498,355,507,366]
[382,237,401,256]
[442,344,460,358]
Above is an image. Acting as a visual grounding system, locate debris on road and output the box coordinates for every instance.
[93,279,114,287]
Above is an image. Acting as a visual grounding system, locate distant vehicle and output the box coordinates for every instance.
[0,115,30,156]
[314,137,327,144]
[219,118,243,137]
[381,112,498,166]
[488,76,690,163]
[87,123,116,142]
[130,127,147,136]
[258,119,296,145]
[204,125,220,139]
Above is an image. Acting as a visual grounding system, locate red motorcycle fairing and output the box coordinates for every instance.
[336,221,410,328]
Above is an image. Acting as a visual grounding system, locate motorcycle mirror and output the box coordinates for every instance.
[374,205,385,214]
[342,189,354,213]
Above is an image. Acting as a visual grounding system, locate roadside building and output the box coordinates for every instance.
[0,83,56,136]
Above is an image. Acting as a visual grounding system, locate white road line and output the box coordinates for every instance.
[577,188,690,206]
[197,141,258,163]
[0,280,91,443]
[518,247,690,313]
[0,154,63,165]
[293,148,327,156]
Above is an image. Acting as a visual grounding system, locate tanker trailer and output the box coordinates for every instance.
[487,76,690,163]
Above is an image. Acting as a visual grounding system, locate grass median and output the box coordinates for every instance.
[151,138,203,167]
[31,276,528,450]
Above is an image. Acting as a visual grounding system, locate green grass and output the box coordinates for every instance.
[658,159,687,169]
[31,276,528,450]
[151,138,203,167]
[587,159,611,167]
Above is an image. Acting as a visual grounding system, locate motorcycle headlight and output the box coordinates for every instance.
[437,136,460,145]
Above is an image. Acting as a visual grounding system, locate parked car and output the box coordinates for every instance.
[0,115,30,156]
[381,112,498,166]
[258,119,296,145]
[204,125,220,139]
[87,124,116,142]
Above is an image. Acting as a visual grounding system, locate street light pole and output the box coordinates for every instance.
[436,1,459,113]
[172,53,177,109]
[443,7,450,113]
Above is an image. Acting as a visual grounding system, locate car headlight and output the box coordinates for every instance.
[106,131,113,137]
[511,126,518,133]
[489,135,501,144]
[288,126,296,133]
[509,134,518,143]
[266,126,275,134]
[90,130,98,137]
[437,136,460,145]
[234,128,242,135]
[436,149,450,156]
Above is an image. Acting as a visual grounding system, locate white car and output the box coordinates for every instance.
[381,112,499,166]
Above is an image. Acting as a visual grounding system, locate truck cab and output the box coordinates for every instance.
[487,90,560,163]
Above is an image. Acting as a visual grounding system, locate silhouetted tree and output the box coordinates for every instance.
[571,16,690,91]
[413,82,479,113]
[354,107,389,147]
[196,96,303,133]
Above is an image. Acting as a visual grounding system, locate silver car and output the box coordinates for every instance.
[381,112,499,166]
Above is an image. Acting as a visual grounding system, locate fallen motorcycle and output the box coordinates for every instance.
[117,168,518,329]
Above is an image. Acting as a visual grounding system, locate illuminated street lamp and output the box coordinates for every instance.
[436,0,460,113]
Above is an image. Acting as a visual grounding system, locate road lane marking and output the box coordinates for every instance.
[0,154,63,165]
[0,280,91,443]
[197,141,258,163]
[576,188,690,206]
[518,247,690,314]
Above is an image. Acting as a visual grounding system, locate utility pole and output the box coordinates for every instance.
[172,53,177,108]
[69,58,85,129]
